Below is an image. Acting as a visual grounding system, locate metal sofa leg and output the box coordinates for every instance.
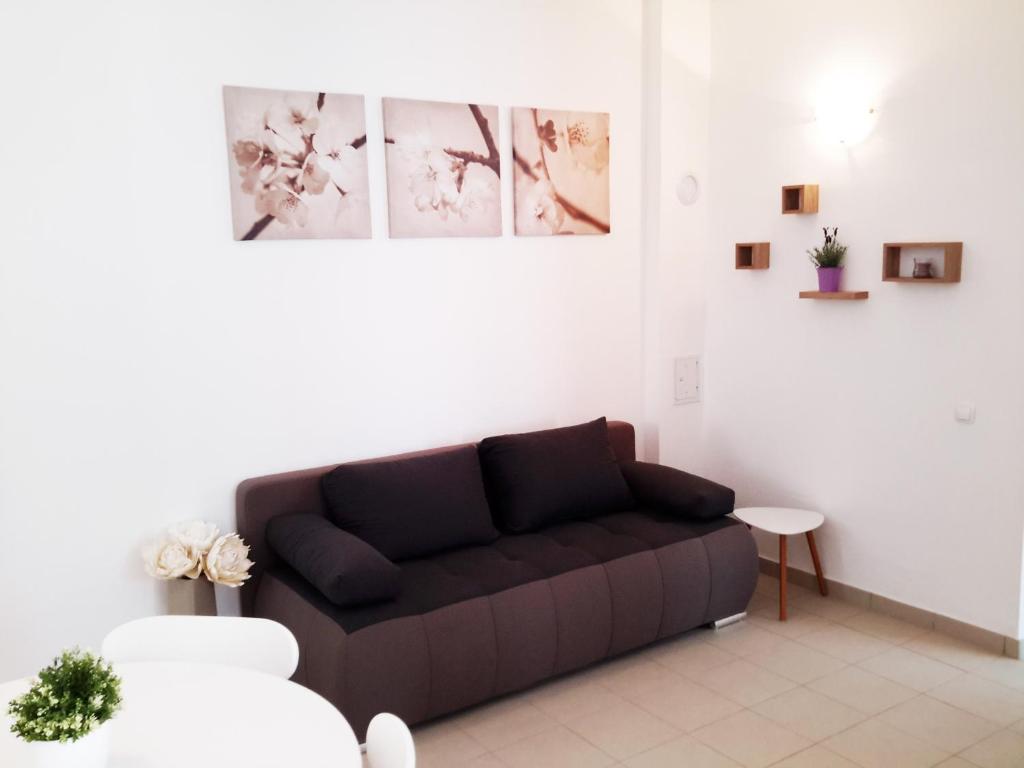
[709,612,746,629]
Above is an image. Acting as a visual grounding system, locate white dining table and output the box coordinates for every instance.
[0,661,362,767]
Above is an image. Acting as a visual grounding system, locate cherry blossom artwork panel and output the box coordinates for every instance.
[512,107,610,236]
[223,85,371,240]
[382,98,502,238]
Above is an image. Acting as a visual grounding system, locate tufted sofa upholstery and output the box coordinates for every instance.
[237,421,757,738]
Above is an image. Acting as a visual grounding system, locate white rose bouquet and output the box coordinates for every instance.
[143,520,253,588]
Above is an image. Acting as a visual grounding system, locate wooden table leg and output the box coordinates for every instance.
[806,530,828,596]
[779,534,787,621]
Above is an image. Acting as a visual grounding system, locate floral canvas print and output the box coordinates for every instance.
[512,107,610,236]
[222,85,371,240]
[382,98,501,238]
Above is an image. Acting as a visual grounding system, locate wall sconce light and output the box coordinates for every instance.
[814,74,878,145]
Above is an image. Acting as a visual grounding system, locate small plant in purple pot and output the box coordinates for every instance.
[808,227,848,292]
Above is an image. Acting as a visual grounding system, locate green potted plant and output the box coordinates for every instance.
[7,649,123,768]
[807,227,848,292]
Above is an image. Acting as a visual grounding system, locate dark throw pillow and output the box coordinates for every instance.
[620,461,735,520]
[478,417,635,533]
[321,445,499,561]
[266,513,400,607]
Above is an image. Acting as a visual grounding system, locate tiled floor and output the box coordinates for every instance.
[375,575,1024,767]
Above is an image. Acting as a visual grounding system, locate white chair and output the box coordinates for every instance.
[366,713,415,768]
[101,616,299,679]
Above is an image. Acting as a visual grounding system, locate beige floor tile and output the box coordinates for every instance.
[691,710,811,768]
[648,637,737,677]
[974,656,1024,691]
[453,697,556,751]
[756,577,818,604]
[878,694,1001,752]
[823,718,950,768]
[857,646,965,692]
[371,751,490,768]
[1010,719,1024,734]
[904,632,1001,672]
[455,756,507,768]
[757,573,778,598]
[929,675,1024,726]
[789,593,866,622]
[768,745,862,767]
[840,610,930,643]
[525,676,629,724]
[593,656,684,698]
[745,637,848,684]
[703,622,790,657]
[787,582,822,603]
[625,676,742,732]
[933,759,984,768]
[622,735,741,768]
[412,721,490,767]
[493,725,616,768]
[565,699,680,760]
[960,729,1024,768]
[690,658,797,706]
[797,624,893,663]
[748,591,779,613]
[749,608,835,639]
[808,666,918,714]
[752,687,866,741]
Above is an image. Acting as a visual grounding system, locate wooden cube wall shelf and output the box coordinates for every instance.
[882,242,963,283]
[799,291,869,300]
[781,184,819,214]
[735,242,770,269]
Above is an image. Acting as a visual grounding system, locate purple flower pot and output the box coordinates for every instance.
[817,267,843,292]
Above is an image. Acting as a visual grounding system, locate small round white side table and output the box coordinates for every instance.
[733,507,827,621]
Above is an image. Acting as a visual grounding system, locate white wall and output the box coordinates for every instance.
[702,0,1024,638]
[3,0,1021,683]
[644,0,711,470]
[0,0,648,679]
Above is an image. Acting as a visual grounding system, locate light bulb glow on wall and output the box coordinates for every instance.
[813,73,878,145]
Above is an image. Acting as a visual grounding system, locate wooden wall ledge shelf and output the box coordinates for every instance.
[736,242,770,269]
[781,184,819,214]
[799,291,869,300]
[884,277,957,283]
[883,242,963,283]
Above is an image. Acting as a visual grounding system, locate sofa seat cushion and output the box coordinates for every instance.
[272,509,743,634]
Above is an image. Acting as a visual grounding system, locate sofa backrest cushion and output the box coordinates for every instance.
[266,513,401,607]
[322,444,499,561]
[478,417,635,533]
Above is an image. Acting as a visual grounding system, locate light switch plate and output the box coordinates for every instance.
[674,356,701,404]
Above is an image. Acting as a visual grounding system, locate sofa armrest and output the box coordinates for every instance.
[620,461,735,521]
[266,513,401,608]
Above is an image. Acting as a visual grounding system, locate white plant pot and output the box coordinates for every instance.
[25,721,112,768]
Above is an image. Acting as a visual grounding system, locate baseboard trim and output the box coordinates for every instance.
[758,557,1021,660]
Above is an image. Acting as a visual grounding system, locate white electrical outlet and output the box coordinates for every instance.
[955,402,976,424]
[674,356,701,404]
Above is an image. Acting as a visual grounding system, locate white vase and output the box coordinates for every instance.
[26,721,111,768]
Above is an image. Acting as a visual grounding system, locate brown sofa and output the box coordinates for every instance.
[237,419,757,738]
